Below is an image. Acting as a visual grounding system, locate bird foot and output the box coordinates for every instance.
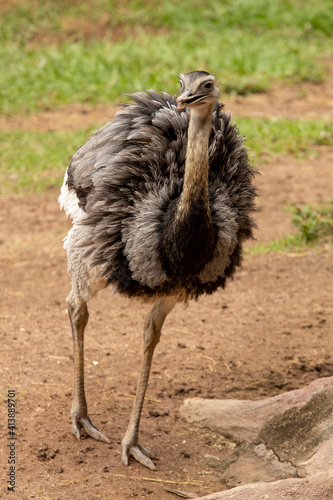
[72,412,110,444]
[122,438,157,470]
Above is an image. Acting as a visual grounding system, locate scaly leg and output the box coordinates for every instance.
[122,298,175,470]
[68,292,110,443]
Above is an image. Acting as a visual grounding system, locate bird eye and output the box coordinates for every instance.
[203,81,213,90]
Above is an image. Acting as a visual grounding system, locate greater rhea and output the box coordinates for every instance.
[59,70,257,470]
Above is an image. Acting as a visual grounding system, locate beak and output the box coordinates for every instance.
[177,90,206,109]
[177,90,192,110]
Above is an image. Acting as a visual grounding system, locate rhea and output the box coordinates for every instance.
[59,70,257,470]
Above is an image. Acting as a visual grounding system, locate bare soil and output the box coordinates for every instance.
[0,81,332,499]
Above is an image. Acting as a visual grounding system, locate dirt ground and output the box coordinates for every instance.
[0,80,332,499]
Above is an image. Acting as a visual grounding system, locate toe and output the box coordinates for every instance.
[122,441,157,470]
[81,416,111,443]
[138,443,157,460]
[131,446,157,470]
[72,415,110,443]
[72,419,82,440]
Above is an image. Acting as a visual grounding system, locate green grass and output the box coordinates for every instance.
[0,129,93,194]
[249,230,333,255]
[2,0,333,43]
[238,117,333,161]
[289,202,333,242]
[248,234,307,254]
[0,0,332,114]
[1,116,332,194]
[1,33,328,115]
[248,202,333,254]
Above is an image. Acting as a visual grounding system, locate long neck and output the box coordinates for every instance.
[161,104,216,278]
[179,106,213,218]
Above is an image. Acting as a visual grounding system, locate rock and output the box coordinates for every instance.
[180,377,333,442]
[193,471,333,499]
[297,438,333,477]
[258,386,333,465]
[180,377,333,492]
[217,443,296,488]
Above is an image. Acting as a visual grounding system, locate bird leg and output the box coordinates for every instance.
[68,293,110,444]
[122,298,175,470]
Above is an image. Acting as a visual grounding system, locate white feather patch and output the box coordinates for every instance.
[58,171,84,222]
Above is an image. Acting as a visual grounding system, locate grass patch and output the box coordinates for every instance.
[1,33,327,115]
[248,234,307,254]
[0,128,93,194]
[249,202,333,254]
[0,0,332,114]
[2,0,333,43]
[289,202,333,242]
[238,117,333,161]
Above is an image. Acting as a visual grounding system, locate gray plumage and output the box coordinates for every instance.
[59,71,257,470]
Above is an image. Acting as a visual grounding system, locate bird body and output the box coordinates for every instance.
[59,71,257,470]
[60,79,255,302]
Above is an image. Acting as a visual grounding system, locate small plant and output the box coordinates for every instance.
[289,202,333,242]
[248,201,333,255]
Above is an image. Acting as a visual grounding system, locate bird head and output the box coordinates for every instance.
[177,71,220,110]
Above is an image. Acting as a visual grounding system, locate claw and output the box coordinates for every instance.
[72,414,110,443]
[122,441,157,470]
